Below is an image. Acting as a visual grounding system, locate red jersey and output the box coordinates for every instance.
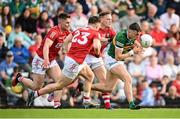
[36,26,70,61]
[89,27,116,56]
[150,28,167,45]
[67,27,101,64]
[172,80,180,96]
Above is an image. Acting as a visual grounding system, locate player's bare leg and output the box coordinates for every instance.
[28,64,99,108]
[12,73,45,90]
[92,66,112,109]
[78,64,100,108]
[91,70,118,93]
[110,64,140,109]
[47,65,63,108]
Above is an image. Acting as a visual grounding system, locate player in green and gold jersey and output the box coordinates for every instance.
[92,23,143,109]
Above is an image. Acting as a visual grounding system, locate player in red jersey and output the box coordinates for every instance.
[12,13,71,108]
[25,16,102,107]
[84,12,116,109]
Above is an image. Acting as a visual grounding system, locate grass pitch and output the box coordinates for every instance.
[0,108,180,119]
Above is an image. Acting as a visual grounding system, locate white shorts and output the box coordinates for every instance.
[103,54,124,71]
[85,54,104,70]
[32,55,58,75]
[62,56,86,80]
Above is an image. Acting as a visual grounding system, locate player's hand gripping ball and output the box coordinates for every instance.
[140,34,153,48]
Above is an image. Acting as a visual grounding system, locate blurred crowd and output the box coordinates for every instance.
[0,0,180,108]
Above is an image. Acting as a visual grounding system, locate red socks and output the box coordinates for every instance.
[102,93,111,109]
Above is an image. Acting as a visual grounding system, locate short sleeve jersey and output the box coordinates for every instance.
[67,27,101,64]
[108,30,135,58]
[36,26,70,61]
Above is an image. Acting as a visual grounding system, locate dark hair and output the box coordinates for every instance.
[1,5,12,27]
[58,13,70,20]
[99,12,111,18]
[88,16,100,24]
[15,24,22,29]
[129,23,141,32]
[141,79,148,83]
[0,32,3,37]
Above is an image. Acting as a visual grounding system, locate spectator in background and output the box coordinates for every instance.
[11,37,31,72]
[160,4,179,31]
[120,5,140,30]
[36,10,54,37]
[139,79,154,106]
[49,0,62,17]
[143,3,158,26]
[0,51,17,82]
[15,8,36,35]
[146,55,163,84]
[114,0,131,18]
[39,0,52,14]
[9,0,26,18]
[0,32,8,62]
[28,34,42,58]
[168,24,180,45]
[0,5,14,28]
[151,85,165,106]
[111,80,126,104]
[128,55,145,86]
[0,51,22,106]
[8,24,33,49]
[163,86,180,106]
[132,0,148,17]
[70,3,88,31]
[96,0,115,12]
[141,20,150,34]
[52,7,65,25]
[78,0,90,15]
[172,72,180,96]
[111,10,121,33]
[153,0,167,17]
[150,19,167,49]
[26,0,41,18]
[166,0,180,16]
[87,5,98,18]
[64,0,77,14]
[162,55,178,80]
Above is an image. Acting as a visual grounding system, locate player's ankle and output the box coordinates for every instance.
[83,96,90,102]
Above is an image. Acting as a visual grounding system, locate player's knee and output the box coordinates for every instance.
[124,76,132,84]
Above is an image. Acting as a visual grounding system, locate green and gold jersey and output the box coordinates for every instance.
[108,30,135,58]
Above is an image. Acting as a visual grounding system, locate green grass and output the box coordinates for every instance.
[0,108,180,118]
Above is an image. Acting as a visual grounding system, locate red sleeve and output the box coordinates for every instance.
[110,28,116,38]
[44,28,59,41]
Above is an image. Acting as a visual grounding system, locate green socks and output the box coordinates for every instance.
[129,101,140,110]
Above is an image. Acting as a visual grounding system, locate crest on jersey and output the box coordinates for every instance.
[50,31,56,39]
